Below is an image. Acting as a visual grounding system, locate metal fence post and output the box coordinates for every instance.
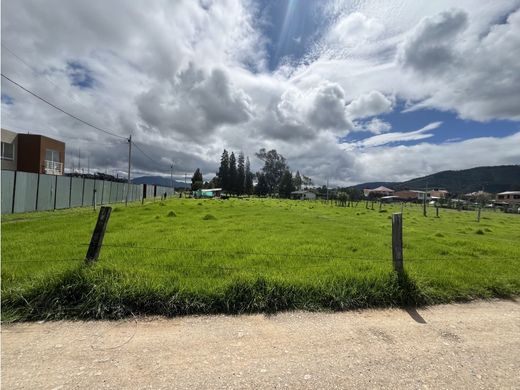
[392,213,404,274]
[85,206,112,264]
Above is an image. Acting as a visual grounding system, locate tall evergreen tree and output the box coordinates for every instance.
[293,170,302,191]
[236,152,245,195]
[218,150,230,191]
[229,152,237,195]
[245,157,254,195]
[279,170,295,198]
[191,168,203,191]
[255,172,269,196]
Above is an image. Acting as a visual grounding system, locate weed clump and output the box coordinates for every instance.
[167,211,176,217]
[475,229,485,235]
[112,207,121,212]
[435,232,444,238]
[203,214,216,220]
[155,215,160,219]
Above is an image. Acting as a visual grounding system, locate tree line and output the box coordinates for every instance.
[190,148,313,197]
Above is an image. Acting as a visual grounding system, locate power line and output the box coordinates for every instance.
[131,140,167,172]
[1,73,127,140]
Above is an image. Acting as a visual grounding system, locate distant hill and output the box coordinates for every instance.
[132,176,190,189]
[351,165,520,194]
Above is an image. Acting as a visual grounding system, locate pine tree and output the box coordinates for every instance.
[229,152,237,195]
[293,170,302,191]
[236,152,245,195]
[218,150,229,191]
[245,157,254,195]
[191,168,203,191]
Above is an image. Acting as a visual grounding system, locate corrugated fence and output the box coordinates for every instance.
[1,170,176,214]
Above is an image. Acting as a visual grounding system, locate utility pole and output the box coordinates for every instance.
[125,135,132,205]
[326,177,329,201]
[423,181,428,217]
[184,172,187,192]
[170,161,175,195]
[78,148,81,173]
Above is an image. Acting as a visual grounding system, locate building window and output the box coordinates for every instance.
[1,142,14,160]
[514,195,520,199]
[497,195,504,199]
[45,149,60,162]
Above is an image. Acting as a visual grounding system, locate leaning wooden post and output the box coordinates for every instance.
[436,204,439,218]
[392,213,404,274]
[477,206,481,222]
[85,206,112,264]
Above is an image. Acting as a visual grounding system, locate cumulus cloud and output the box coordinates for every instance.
[400,7,520,121]
[1,0,519,186]
[136,66,252,140]
[399,9,468,74]
[345,90,393,119]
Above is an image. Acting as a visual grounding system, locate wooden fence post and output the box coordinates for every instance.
[436,205,439,218]
[392,213,403,274]
[85,206,112,264]
[477,207,481,222]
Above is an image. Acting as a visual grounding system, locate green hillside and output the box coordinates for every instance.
[354,165,520,194]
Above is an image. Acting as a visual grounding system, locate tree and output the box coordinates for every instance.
[279,170,295,198]
[302,175,313,189]
[191,168,203,191]
[236,152,245,195]
[293,170,302,191]
[245,157,254,195]
[255,148,288,195]
[255,172,269,196]
[229,152,237,195]
[217,150,230,191]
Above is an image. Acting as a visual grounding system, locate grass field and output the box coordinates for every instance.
[2,197,519,321]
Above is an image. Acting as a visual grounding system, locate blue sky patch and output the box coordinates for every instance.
[1,94,14,105]
[67,61,95,89]
[343,100,519,146]
[256,0,326,70]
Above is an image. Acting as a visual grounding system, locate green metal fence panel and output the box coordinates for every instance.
[94,180,103,205]
[82,179,95,207]
[102,180,111,204]
[36,174,56,211]
[117,183,125,202]
[13,171,38,213]
[1,170,15,214]
[70,177,84,207]
[55,176,71,209]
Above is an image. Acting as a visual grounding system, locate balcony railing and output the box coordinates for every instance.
[44,160,63,175]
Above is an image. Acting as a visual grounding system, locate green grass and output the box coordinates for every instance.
[2,198,519,321]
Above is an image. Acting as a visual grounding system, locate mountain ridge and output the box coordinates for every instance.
[349,165,520,194]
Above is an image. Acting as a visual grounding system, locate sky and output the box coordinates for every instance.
[1,0,520,186]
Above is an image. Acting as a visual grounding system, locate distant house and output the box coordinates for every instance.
[363,186,394,198]
[291,190,316,200]
[430,189,449,199]
[194,188,222,198]
[495,191,520,206]
[394,190,419,201]
[1,128,65,175]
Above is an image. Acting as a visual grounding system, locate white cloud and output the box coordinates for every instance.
[354,118,392,134]
[1,0,519,186]
[355,121,442,148]
[345,90,393,119]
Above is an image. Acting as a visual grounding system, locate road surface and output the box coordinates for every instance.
[2,300,519,389]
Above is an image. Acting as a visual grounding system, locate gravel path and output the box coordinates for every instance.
[2,300,520,389]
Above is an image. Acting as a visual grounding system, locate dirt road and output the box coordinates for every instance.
[2,300,519,389]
